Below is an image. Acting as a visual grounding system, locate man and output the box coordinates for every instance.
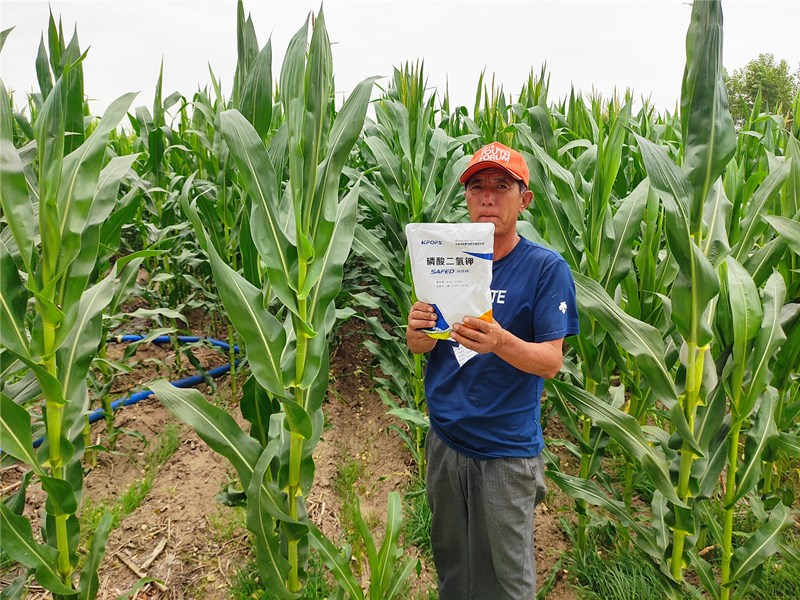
[406,141,579,599]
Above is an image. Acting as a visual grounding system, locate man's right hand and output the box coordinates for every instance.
[406,301,438,354]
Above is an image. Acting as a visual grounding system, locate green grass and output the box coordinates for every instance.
[403,478,432,560]
[206,505,247,543]
[333,457,371,567]
[563,519,704,600]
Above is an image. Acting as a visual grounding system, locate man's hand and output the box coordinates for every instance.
[451,316,505,354]
[453,316,564,378]
[406,301,438,354]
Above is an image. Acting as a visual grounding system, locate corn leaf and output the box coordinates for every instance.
[54,92,136,279]
[687,550,720,600]
[547,471,661,561]
[743,237,788,287]
[35,57,66,285]
[247,440,299,600]
[0,503,77,595]
[77,510,113,600]
[636,134,719,346]
[308,522,364,600]
[680,0,735,230]
[728,502,793,585]
[353,496,379,588]
[548,379,680,505]
[775,433,800,458]
[151,380,261,489]
[305,75,377,296]
[602,179,649,291]
[39,475,77,516]
[57,267,116,403]
[762,215,800,256]
[0,575,25,600]
[734,388,778,505]
[183,197,287,397]
[0,239,30,360]
[701,181,732,268]
[91,154,139,226]
[722,257,762,415]
[0,393,41,470]
[527,156,581,269]
[151,380,297,523]
[220,109,299,315]
[239,38,272,139]
[741,272,787,418]
[732,160,791,262]
[573,272,677,406]
[0,80,34,272]
[428,152,471,224]
[307,182,360,340]
[282,398,312,441]
[374,491,404,594]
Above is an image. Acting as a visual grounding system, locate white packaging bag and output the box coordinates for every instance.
[406,222,494,339]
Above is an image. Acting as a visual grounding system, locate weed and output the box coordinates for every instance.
[562,518,703,600]
[403,479,432,560]
[334,458,367,567]
[207,505,247,543]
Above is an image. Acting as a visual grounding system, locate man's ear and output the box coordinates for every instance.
[520,189,533,212]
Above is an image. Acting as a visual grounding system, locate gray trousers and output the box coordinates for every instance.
[425,430,547,600]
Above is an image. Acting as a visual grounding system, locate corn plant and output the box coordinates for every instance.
[544,2,797,597]
[0,33,136,594]
[153,9,380,596]
[512,82,672,553]
[352,62,469,476]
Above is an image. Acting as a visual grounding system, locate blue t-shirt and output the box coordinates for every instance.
[425,237,579,459]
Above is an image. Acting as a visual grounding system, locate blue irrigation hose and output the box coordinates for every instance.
[114,334,239,354]
[25,334,240,449]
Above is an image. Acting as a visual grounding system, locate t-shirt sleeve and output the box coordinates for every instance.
[532,256,580,342]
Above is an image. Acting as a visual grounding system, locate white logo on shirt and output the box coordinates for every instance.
[490,289,507,304]
[559,301,567,314]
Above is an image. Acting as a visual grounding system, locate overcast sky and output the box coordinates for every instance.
[2,1,799,118]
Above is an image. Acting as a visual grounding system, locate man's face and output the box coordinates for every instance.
[464,168,532,237]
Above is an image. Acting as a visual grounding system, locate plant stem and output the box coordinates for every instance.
[577,414,591,552]
[43,318,74,588]
[286,288,309,593]
[719,420,742,600]
[671,341,704,581]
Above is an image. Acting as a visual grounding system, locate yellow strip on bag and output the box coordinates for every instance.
[406,223,494,339]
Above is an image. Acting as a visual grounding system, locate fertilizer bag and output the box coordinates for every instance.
[406,222,494,339]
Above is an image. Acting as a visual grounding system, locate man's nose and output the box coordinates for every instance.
[479,190,496,205]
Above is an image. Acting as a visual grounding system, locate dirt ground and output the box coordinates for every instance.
[1,316,577,599]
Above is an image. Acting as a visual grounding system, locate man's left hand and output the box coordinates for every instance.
[451,317,505,354]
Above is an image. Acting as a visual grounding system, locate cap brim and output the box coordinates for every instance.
[459,161,524,184]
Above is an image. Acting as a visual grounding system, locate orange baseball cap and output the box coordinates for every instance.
[459,142,530,187]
